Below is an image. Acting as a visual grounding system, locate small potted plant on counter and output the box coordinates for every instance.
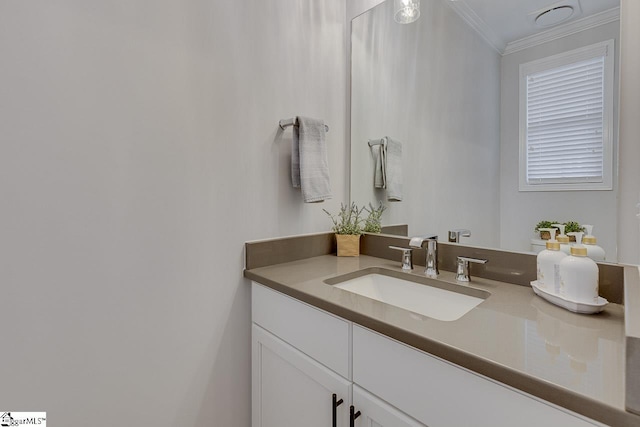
[534,220,559,240]
[324,202,364,256]
[363,202,387,234]
[564,221,585,242]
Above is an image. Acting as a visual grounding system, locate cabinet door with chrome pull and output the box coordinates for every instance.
[252,324,351,427]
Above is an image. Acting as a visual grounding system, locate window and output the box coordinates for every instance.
[519,40,614,191]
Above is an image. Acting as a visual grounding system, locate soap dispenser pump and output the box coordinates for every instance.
[559,232,599,304]
[536,228,567,294]
[582,224,606,261]
[553,224,571,255]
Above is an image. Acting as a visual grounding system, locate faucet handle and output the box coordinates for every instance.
[448,229,471,243]
[456,256,488,282]
[389,246,413,271]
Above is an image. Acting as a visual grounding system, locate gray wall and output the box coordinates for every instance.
[350,0,501,247]
[0,1,347,426]
[499,22,620,258]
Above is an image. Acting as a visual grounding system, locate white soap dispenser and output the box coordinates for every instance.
[553,224,571,255]
[582,224,606,261]
[559,232,599,304]
[536,228,567,294]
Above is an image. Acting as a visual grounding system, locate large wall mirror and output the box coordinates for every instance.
[351,0,620,261]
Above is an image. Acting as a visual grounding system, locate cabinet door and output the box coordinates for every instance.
[252,324,351,427]
[352,385,426,427]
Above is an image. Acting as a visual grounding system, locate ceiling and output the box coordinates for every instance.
[447,0,620,53]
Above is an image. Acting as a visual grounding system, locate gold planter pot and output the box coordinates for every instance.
[336,234,360,257]
[540,230,552,240]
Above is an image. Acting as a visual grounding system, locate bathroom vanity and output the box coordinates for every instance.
[245,232,640,427]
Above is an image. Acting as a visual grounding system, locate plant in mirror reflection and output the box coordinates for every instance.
[534,220,559,233]
[534,219,584,240]
[563,221,585,234]
[363,202,387,233]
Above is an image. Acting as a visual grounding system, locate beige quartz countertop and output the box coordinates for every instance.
[245,254,639,427]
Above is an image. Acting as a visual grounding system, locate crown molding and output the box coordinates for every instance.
[443,2,620,57]
[443,0,506,54]
[503,7,620,56]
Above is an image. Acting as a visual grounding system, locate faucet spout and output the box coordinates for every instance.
[409,235,438,277]
[409,234,438,247]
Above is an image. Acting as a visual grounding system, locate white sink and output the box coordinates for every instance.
[327,269,488,322]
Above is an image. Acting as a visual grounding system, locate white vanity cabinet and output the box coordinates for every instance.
[353,325,602,427]
[352,385,426,427]
[252,325,351,427]
[252,283,352,427]
[251,282,602,427]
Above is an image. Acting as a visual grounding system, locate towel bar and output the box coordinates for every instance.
[368,138,385,147]
[279,118,329,132]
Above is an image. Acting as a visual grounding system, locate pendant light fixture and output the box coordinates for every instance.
[394,0,420,24]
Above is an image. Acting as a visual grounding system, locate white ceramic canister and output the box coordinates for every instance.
[559,232,599,304]
[582,224,606,261]
[553,223,572,255]
[536,229,567,294]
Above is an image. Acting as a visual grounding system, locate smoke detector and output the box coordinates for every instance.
[528,0,582,28]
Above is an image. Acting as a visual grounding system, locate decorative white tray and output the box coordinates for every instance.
[530,281,608,314]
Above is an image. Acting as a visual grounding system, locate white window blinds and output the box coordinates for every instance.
[519,40,614,191]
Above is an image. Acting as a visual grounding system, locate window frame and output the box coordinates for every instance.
[518,40,615,192]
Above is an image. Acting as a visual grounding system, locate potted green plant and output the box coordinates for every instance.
[534,220,559,240]
[564,221,585,242]
[324,202,364,256]
[363,202,387,233]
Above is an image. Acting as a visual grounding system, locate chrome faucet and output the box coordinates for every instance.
[448,229,471,243]
[409,234,438,277]
[456,256,488,282]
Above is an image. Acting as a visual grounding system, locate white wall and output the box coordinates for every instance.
[499,22,620,259]
[618,0,640,264]
[0,1,347,426]
[350,0,501,246]
[347,0,386,21]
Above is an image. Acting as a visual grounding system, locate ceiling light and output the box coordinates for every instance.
[394,0,420,24]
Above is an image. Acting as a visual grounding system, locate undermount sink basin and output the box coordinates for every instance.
[324,268,489,321]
